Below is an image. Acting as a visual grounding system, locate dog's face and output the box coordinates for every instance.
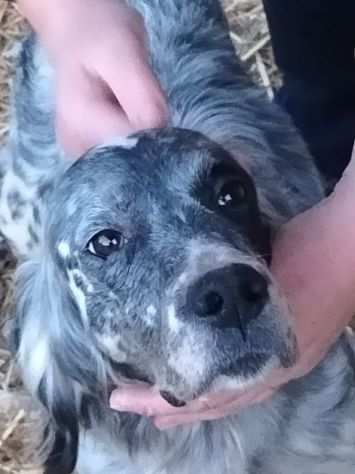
[36,128,295,405]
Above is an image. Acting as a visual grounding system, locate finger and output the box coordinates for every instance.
[192,381,277,412]
[155,408,227,430]
[154,388,275,430]
[111,381,275,419]
[97,36,168,131]
[110,387,246,418]
[110,385,181,417]
[56,78,136,156]
[110,385,222,418]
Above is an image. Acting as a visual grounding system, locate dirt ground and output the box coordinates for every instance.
[0,1,278,472]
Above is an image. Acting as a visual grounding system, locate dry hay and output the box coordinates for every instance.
[0,1,299,473]
[0,0,25,144]
[1,3,49,472]
[222,0,280,95]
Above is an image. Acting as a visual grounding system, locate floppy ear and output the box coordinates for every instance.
[13,256,106,474]
[13,257,80,474]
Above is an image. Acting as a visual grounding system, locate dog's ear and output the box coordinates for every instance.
[13,257,83,474]
[42,418,78,474]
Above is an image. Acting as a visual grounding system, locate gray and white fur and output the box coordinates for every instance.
[1,0,355,473]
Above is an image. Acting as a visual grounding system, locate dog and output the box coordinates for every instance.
[1,0,355,473]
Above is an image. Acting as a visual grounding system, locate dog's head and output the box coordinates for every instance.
[14,128,296,472]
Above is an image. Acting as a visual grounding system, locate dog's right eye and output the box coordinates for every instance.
[217,180,248,208]
[87,229,125,259]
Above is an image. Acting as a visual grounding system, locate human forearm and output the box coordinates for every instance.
[273,157,355,342]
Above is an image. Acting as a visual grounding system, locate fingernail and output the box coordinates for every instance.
[110,398,154,417]
[110,400,129,411]
[110,395,135,412]
[109,393,127,409]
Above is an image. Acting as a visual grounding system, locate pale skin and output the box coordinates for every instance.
[20,0,355,428]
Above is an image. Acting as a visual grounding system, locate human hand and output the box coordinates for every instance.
[20,0,168,156]
[110,147,355,429]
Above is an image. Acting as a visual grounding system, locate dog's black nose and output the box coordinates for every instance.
[187,264,268,335]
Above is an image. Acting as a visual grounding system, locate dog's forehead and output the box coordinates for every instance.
[47,128,249,248]
[54,129,238,208]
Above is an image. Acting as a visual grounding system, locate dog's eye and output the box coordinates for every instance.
[217,180,248,208]
[87,229,124,258]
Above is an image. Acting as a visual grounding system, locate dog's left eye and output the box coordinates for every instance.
[217,180,248,208]
[87,229,124,258]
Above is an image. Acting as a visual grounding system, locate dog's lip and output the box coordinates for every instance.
[108,360,186,406]
[110,361,154,385]
[160,391,186,408]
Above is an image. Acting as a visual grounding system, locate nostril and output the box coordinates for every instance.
[242,273,268,303]
[238,268,269,323]
[196,290,224,317]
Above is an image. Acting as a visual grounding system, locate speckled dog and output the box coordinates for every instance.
[2,1,355,473]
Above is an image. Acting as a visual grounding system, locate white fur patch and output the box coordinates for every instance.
[178,272,188,285]
[21,334,50,392]
[167,304,183,334]
[168,331,208,384]
[0,166,38,256]
[57,241,70,259]
[188,238,263,273]
[97,334,127,362]
[147,305,157,316]
[97,136,138,150]
[67,268,93,324]
[143,304,157,326]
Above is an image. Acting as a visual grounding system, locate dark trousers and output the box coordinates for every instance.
[262,0,355,184]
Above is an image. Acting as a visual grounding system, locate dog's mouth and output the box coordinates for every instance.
[108,330,296,408]
[111,362,152,384]
[110,361,187,407]
[159,391,187,407]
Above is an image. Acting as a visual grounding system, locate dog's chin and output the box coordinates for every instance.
[160,343,297,407]
[108,338,297,408]
[173,358,272,406]
[155,354,278,407]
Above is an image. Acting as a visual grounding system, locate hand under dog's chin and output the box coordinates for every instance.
[156,350,295,407]
[108,332,298,408]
